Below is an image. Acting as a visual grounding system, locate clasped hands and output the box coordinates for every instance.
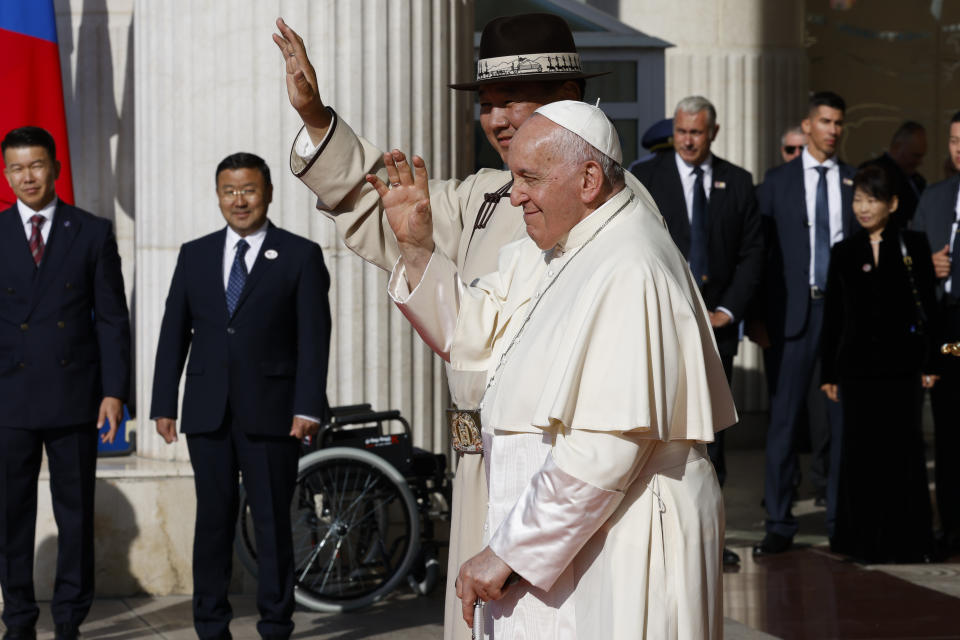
[454,546,516,629]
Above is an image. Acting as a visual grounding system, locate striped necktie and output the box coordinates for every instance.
[29,214,46,266]
[225,239,249,315]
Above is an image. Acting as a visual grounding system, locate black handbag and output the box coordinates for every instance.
[898,234,928,336]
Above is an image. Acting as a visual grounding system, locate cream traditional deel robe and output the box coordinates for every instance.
[390,186,738,639]
[289,112,523,640]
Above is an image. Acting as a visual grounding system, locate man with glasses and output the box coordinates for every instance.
[780,125,806,164]
[151,152,331,640]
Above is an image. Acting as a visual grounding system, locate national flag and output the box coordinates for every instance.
[0,0,75,208]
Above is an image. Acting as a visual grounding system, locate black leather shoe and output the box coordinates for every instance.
[722,547,740,565]
[3,627,36,640]
[752,532,793,556]
[53,623,79,640]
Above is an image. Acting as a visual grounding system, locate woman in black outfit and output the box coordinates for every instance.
[820,164,938,563]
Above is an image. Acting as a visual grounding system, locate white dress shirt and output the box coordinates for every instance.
[294,112,337,159]
[222,221,319,425]
[222,223,267,289]
[17,197,58,244]
[802,147,844,286]
[675,151,713,223]
[947,183,960,294]
[673,153,734,321]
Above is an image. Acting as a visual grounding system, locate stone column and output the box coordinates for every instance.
[619,0,808,410]
[134,0,473,460]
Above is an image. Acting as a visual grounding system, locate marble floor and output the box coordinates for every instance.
[3,433,959,639]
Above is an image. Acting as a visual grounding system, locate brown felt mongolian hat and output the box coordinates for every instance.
[449,13,609,91]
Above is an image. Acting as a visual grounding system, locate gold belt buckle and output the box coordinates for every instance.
[447,409,483,454]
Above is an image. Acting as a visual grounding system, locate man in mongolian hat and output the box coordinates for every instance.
[273,13,607,639]
[382,100,733,639]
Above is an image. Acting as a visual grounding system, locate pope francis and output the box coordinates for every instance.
[371,101,737,639]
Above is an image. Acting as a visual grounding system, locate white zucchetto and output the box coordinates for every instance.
[534,100,623,164]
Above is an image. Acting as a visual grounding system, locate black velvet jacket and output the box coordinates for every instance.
[821,227,940,383]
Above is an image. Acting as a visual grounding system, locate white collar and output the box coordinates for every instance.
[225,221,268,249]
[17,197,58,226]
[675,151,713,176]
[802,146,837,171]
[556,186,632,252]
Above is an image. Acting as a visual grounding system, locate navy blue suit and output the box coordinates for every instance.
[150,222,330,640]
[913,175,960,548]
[757,156,854,539]
[632,151,763,484]
[0,201,130,630]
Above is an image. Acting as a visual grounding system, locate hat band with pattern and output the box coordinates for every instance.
[476,52,583,82]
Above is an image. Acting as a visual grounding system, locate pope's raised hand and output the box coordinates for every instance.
[273,17,331,136]
[366,150,435,286]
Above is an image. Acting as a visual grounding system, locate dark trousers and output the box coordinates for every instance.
[932,303,960,542]
[0,424,98,630]
[707,353,735,486]
[763,298,844,538]
[186,414,300,640]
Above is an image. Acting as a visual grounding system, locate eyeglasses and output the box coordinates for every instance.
[782,145,801,154]
[220,188,260,200]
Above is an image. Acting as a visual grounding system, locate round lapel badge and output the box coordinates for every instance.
[862,263,872,272]
[265,249,278,260]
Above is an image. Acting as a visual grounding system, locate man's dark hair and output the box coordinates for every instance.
[1,126,57,161]
[534,79,585,102]
[215,152,272,188]
[808,91,846,115]
[950,110,960,126]
[853,164,895,203]
[890,120,925,147]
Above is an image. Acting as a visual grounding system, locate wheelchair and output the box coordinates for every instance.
[235,404,452,612]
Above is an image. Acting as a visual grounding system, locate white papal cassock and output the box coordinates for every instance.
[390,185,738,639]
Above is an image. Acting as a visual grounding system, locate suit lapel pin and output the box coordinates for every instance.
[63,220,71,227]
[713,181,726,189]
[862,263,872,272]
[843,177,854,186]
[265,249,278,260]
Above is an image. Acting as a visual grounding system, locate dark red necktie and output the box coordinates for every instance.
[29,214,46,266]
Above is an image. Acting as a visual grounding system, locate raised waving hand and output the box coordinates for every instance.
[366,150,435,286]
[273,17,332,141]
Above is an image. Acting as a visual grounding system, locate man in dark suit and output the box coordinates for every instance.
[0,126,130,640]
[913,110,960,555]
[753,92,855,556]
[150,152,330,640]
[861,121,927,226]
[632,95,763,566]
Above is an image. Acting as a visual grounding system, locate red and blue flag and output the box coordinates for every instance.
[0,0,74,208]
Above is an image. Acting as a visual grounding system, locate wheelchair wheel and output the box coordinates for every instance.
[291,447,420,611]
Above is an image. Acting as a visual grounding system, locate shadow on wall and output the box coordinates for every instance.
[54,0,138,416]
[35,479,144,599]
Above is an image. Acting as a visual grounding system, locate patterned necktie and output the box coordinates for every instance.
[28,214,46,267]
[225,239,249,315]
[814,166,831,291]
[689,166,709,285]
